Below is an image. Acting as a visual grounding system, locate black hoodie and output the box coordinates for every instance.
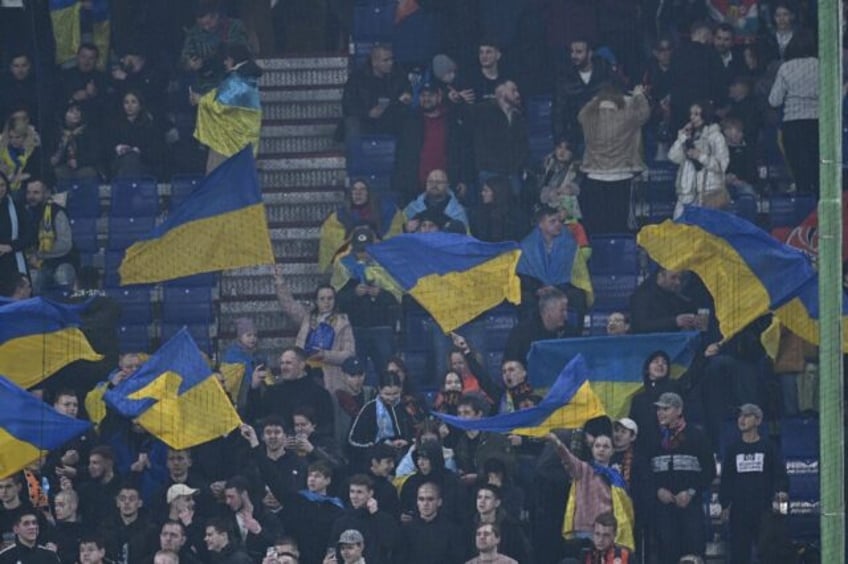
[399,441,468,524]
[627,351,681,457]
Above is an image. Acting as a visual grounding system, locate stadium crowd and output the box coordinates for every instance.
[0,0,833,563]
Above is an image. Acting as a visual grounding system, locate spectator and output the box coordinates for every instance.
[24,178,77,293]
[247,347,336,436]
[0,510,58,564]
[0,53,42,127]
[722,117,758,198]
[606,312,630,336]
[99,483,159,564]
[713,24,747,86]
[59,44,109,126]
[109,43,168,121]
[0,170,33,282]
[768,31,819,194]
[719,403,789,564]
[181,0,249,94]
[553,38,612,144]
[403,169,469,232]
[760,1,798,65]
[470,80,529,198]
[461,40,508,103]
[77,535,109,564]
[468,175,528,243]
[398,439,466,524]
[629,269,699,334]
[49,102,102,182]
[331,357,377,447]
[0,475,32,536]
[648,393,715,564]
[222,317,267,413]
[396,420,459,477]
[578,81,650,234]
[348,372,414,465]
[515,206,589,325]
[250,415,309,496]
[395,482,465,564]
[453,395,514,488]
[627,351,683,457]
[503,287,575,364]
[107,90,162,179]
[465,485,530,563]
[0,271,31,300]
[273,276,356,394]
[668,22,726,130]
[722,76,762,149]
[192,42,263,174]
[318,180,403,271]
[572,511,632,564]
[50,489,84,563]
[392,81,472,204]
[291,406,347,471]
[668,100,730,217]
[328,529,366,564]
[221,476,283,561]
[538,139,582,223]
[203,517,252,564]
[77,447,122,526]
[341,45,411,140]
[0,115,43,196]
[329,475,398,564]
[364,444,401,520]
[546,432,634,557]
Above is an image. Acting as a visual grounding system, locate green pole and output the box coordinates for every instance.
[817,0,845,561]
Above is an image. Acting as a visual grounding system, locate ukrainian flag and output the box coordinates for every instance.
[528,332,700,418]
[0,298,103,390]
[0,375,92,478]
[364,233,521,333]
[433,355,605,437]
[638,206,848,349]
[194,71,262,158]
[318,200,405,271]
[50,0,81,65]
[517,225,594,306]
[563,462,635,550]
[119,147,274,285]
[104,329,242,449]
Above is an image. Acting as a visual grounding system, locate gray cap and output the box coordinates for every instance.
[338,529,364,545]
[738,403,763,419]
[654,392,683,409]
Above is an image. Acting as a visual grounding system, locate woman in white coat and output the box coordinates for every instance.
[668,100,729,218]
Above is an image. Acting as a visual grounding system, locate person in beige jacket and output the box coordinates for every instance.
[273,264,355,393]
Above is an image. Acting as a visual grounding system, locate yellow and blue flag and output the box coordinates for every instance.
[563,461,635,549]
[433,355,605,437]
[104,329,242,449]
[318,200,405,271]
[0,375,92,478]
[364,233,521,333]
[194,72,262,158]
[528,332,700,418]
[119,147,274,285]
[50,0,81,65]
[0,297,103,389]
[638,206,848,350]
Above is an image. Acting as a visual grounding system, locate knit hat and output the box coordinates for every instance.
[234,317,256,338]
[338,529,364,545]
[654,392,684,409]
[432,54,457,82]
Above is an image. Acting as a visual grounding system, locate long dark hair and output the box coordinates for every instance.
[784,30,816,60]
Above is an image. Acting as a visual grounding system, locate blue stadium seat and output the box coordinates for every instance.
[352,0,395,41]
[644,166,677,224]
[170,174,203,210]
[529,133,554,165]
[162,286,215,325]
[162,323,212,354]
[589,234,638,275]
[117,324,151,354]
[351,42,379,67]
[485,306,519,351]
[110,177,159,218]
[591,274,638,310]
[60,179,101,219]
[587,310,616,336]
[107,287,153,325]
[401,351,429,384]
[731,193,758,223]
[780,416,819,459]
[768,195,816,229]
[485,351,504,379]
[69,217,99,253]
[403,311,432,353]
[107,216,156,251]
[525,96,553,135]
[346,135,396,177]
[165,272,219,288]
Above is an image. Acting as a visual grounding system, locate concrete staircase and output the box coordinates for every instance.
[218,57,349,359]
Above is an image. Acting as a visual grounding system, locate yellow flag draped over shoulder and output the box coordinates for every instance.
[119,147,274,285]
[194,71,262,158]
[365,233,521,333]
[0,297,103,389]
[104,329,241,449]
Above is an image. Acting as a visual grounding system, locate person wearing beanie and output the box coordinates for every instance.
[222,317,267,413]
[627,350,681,457]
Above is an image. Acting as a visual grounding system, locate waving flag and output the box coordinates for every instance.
[119,147,274,285]
[365,233,521,332]
[433,355,605,437]
[105,329,241,449]
[0,298,103,389]
[194,72,262,158]
[0,375,92,478]
[528,332,700,418]
[637,206,848,349]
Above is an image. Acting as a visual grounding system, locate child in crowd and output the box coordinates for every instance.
[539,139,582,222]
[221,317,267,411]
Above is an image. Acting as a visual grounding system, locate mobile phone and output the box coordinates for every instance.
[266,547,278,558]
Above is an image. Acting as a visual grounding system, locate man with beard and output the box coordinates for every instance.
[553,39,612,144]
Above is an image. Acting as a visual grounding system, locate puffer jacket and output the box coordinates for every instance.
[668,123,729,217]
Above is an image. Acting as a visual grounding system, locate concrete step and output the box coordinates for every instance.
[259,67,348,89]
[261,88,343,103]
[262,101,342,121]
[266,201,337,226]
[259,123,339,154]
[258,57,349,70]
[259,168,346,188]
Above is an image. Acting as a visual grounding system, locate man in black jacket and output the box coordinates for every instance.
[203,518,252,564]
[629,269,699,334]
[330,475,398,564]
[648,393,715,564]
[668,21,726,130]
[221,476,283,562]
[0,510,59,564]
[395,482,464,564]
[553,38,612,144]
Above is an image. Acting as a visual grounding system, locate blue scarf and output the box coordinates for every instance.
[299,490,345,509]
[375,398,397,442]
[304,320,335,356]
[516,227,577,286]
[589,461,628,492]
